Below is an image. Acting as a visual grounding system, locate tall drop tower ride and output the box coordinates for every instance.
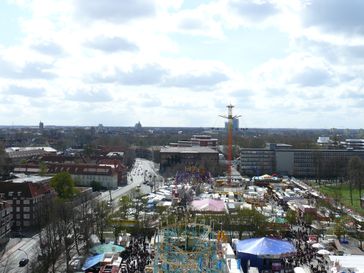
[220,104,241,184]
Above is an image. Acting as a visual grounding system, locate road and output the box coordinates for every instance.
[0,234,39,273]
[98,158,163,208]
[0,158,162,273]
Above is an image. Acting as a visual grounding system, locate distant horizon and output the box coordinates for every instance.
[0,124,363,131]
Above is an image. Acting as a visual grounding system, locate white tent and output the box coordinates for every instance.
[329,255,364,273]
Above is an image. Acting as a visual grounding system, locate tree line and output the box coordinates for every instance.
[30,172,111,273]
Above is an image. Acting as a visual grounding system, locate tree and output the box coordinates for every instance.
[55,200,73,273]
[50,172,77,199]
[90,180,106,191]
[36,199,63,273]
[123,148,136,168]
[313,152,323,184]
[303,213,314,226]
[39,161,47,176]
[94,201,111,243]
[118,196,132,219]
[333,217,348,240]
[0,143,11,179]
[348,156,362,206]
[285,209,298,225]
[235,208,268,237]
[132,188,147,222]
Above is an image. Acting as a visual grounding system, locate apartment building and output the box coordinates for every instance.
[47,164,119,189]
[0,180,56,230]
[0,200,12,248]
[14,162,125,189]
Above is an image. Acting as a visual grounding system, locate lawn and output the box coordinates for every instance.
[319,184,364,215]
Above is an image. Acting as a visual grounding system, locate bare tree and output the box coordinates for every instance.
[94,201,111,243]
[348,156,362,206]
[55,200,73,273]
[38,200,63,273]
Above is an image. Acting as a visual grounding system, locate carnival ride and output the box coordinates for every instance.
[220,104,241,185]
[153,223,225,273]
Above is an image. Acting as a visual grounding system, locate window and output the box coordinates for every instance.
[16,214,20,219]
[16,207,20,212]
[23,214,30,219]
[8,192,13,197]
[23,207,30,212]
[23,221,30,227]
[16,200,20,205]
[23,200,30,205]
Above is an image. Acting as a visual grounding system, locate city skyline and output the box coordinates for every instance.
[0,0,364,128]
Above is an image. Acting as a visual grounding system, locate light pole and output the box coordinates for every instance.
[2,248,28,273]
[18,248,29,273]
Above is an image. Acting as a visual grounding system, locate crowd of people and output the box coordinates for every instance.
[285,221,328,273]
[119,236,153,273]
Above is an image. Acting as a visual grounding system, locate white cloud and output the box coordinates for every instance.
[6,85,45,97]
[85,36,138,53]
[74,0,156,23]
[0,0,364,128]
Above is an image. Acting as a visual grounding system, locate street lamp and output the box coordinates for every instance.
[18,248,29,273]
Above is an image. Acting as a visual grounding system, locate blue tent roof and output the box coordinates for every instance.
[82,253,104,270]
[236,237,296,257]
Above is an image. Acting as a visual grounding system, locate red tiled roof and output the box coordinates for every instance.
[99,146,127,153]
[47,163,116,176]
[28,183,55,197]
[0,182,55,198]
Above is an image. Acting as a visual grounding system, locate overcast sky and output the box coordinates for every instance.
[0,0,363,128]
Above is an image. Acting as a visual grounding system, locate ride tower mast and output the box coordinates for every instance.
[220,104,241,185]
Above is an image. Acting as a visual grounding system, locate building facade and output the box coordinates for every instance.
[14,162,123,189]
[342,139,364,150]
[240,144,364,178]
[5,146,57,160]
[169,135,218,150]
[160,146,219,172]
[0,200,12,248]
[239,148,275,176]
[0,181,56,230]
[47,164,119,189]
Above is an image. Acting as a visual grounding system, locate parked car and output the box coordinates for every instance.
[19,258,29,267]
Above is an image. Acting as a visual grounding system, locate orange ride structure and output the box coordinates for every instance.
[220,104,241,185]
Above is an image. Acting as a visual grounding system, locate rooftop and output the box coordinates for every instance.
[10,175,52,184]
[160,146,218,154]
[5,146,57,153]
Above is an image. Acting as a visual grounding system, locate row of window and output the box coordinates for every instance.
[15,220,30,227]
[6,199,31,205]
[0,226,11,236]
[15,213,30,219]
[13,206,31,212]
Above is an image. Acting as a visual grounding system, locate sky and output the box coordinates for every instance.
[0,0,364,128]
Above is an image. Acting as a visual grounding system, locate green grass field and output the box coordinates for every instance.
[319,184,364,215]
